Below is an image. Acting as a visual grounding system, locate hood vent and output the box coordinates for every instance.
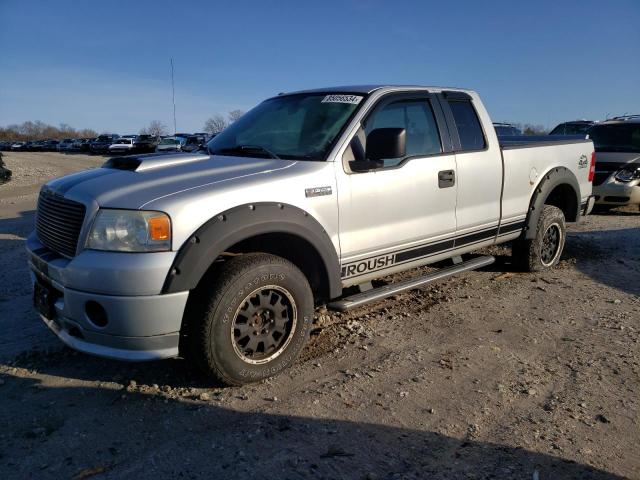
[102,153,209,172]
[103,156,142,171]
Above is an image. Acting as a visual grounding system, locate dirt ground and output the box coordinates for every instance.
[0,152,638,480]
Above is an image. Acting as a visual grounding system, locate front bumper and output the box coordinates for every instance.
[27,234,189,361]
[594,178,640,206]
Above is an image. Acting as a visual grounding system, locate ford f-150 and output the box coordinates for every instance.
[27,85,596,385]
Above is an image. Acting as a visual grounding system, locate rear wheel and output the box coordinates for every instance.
[183,253,314,386]
[513,205,566,272]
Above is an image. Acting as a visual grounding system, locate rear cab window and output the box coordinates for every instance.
[447,99,486,151]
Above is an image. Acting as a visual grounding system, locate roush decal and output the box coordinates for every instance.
[341,254,396,278]
[321,94,363,105]
[305,186,332,198]
[340,221,526,280]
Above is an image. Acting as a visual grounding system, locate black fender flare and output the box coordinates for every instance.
[524,166,581,239]
[162,202,342,298]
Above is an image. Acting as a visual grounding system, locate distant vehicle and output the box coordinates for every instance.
[57,138,76,152]
[42,140,60,152]
[11,141,27,151]
[90,134,120,154]
[493,123,522,136]
[181,134,208,153]
[0,141,12,151]
[155,136,186,153]
[588,115,640,209]
[132,134,159,153]
[70,138,90,152]
[27,141,44,151]
[108,137,136,154]
[0,152,11,182]
[549,120,595,136]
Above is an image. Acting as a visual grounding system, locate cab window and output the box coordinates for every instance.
[447,100,486,151]
[363,99,442,167]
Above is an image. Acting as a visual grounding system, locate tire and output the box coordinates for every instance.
[513,205,566,272]
[183,253,314,386]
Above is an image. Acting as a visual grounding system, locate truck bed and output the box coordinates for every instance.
[498,137,594,226]
[498,135,589,149]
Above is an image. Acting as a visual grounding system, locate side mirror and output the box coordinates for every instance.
[365,127,406,161]
[349,159,384,172]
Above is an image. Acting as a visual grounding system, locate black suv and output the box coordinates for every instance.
[493,123,522,136]
[90,134,120,154]
[181,134,208,153]
[132,134,159,153]
[549,121,595,136]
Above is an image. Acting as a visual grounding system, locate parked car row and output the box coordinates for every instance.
[0,132,215,155]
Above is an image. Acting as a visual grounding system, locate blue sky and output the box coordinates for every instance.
[1,0,639,134]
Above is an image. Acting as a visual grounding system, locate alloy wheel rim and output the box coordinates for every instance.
[540,223,562,266]
[231,285,297,365]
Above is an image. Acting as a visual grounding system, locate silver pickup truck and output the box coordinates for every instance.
[27,85,596,385]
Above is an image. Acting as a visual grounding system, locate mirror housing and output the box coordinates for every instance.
[365,128,406,161]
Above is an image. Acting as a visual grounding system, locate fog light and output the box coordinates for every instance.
[85,301,108,327]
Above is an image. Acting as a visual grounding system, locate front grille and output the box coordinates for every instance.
[36,191,86,257]
[604,196,630,203]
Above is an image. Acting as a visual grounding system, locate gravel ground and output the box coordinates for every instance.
[0,152,638,480]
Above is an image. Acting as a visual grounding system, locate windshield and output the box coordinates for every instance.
[115,139,132,144]
[589,124,640,152]
[159,138,179,145]
[207,93,364,160]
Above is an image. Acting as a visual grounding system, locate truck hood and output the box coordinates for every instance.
[45,153,298,209]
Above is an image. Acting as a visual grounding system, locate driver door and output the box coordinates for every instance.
[336,93,458,282]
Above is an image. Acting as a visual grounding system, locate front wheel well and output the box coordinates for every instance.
[196,232,330,305]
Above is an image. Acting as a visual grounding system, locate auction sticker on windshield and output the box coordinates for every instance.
[321,94,363,104]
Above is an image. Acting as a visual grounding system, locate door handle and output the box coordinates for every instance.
[438,170,455,188]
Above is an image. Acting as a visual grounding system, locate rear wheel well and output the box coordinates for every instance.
[544,183,579,222]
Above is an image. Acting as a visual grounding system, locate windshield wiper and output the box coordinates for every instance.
[213,144,281,160]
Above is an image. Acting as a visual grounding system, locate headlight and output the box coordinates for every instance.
[614,166,640,183]
[87,209,171,252]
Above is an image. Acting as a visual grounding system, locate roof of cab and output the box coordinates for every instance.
[277,85,472,97]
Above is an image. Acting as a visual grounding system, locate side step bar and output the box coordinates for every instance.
[327,255,495,312]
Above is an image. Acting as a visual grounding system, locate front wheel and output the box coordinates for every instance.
[183,253,314,386]
[512,205,566,272]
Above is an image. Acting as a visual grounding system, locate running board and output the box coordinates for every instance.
[327,255,495,312]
